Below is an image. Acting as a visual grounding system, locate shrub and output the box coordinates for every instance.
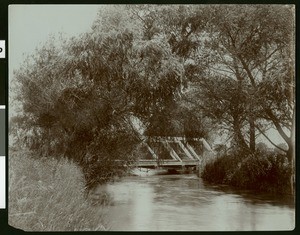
[202,149,292,194]
[9,149,107,231]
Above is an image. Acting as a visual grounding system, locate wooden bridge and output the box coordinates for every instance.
[136,136,213,168]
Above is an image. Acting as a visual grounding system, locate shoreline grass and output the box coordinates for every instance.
[8,149,107,231]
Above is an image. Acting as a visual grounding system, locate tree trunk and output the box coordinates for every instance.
[286,108,295,195]
[286,140,294,163]
[287,141,295,195]
[233,117,249,152]
[249,115,255,152]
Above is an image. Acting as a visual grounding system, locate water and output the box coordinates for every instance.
[95,174,295,231]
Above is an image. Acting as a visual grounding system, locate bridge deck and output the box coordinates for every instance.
[137,160,199,167]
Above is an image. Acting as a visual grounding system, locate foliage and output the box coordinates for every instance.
[8,149,107,231]
[11,6,186,187]
[202,149,292,194]
[138,5,295,155]
[203,5,294,154]
[11,35,139,187]
[10,5,295,188]
[144,99,210,138]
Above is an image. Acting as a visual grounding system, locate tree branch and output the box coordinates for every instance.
[238,55,256,87]
[255,124,287,152]
[264,108,290,144]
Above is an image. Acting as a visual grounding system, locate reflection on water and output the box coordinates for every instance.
[96,175,295,231]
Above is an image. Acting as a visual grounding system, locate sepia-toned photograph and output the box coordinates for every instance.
[8,4,295,231]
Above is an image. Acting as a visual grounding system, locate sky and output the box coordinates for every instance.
[9,5,101,79]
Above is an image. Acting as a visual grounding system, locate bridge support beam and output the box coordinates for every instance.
[144,142,158,160]
[177,141,195,160]
[185,143,201,161]
[163,141,182,163]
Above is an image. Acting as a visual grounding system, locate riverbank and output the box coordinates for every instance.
[201,150,293,195]
[8,149,107,231]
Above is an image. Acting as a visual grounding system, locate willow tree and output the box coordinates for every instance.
[11,5,186,188]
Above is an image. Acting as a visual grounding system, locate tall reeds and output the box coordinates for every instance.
[9,149,107,231]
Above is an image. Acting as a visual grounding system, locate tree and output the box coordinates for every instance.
[127,5,212,138]
[11,5,186,188]
[11,5,295,188]
[144,98,210,138]
[127,5,294,157]
[160,5,295,157]
[130,4,295,194]
[214,5,294,154]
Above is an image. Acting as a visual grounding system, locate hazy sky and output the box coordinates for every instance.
[9,5,100,79]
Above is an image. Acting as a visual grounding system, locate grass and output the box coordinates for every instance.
[201,149,293,194]
[8,149,108,231]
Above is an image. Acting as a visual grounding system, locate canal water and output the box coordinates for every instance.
[96,174,295,231]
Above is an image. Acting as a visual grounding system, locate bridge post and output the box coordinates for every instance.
[195,160,202,177]
[181,165,186,174]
